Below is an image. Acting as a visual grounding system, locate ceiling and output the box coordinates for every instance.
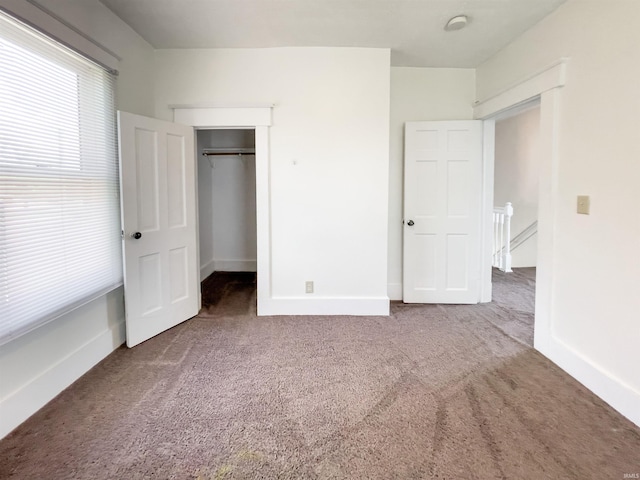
[99,0,567,68]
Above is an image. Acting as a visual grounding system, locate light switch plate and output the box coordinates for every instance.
[577,195,590,215]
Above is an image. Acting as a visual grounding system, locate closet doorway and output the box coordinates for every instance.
[196,128,257,311]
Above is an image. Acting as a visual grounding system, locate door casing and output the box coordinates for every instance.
[172,106,273,315]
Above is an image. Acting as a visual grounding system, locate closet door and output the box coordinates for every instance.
[118,111,199,347]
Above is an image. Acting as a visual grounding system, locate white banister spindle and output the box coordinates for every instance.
[492,202,513,272]
[493,211,500,269]
[503,202,513,272]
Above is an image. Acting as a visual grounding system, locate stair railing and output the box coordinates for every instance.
[493,202,513,272]
[510,220,538,252]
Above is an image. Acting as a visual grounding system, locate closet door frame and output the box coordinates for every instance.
[172,106,272,315]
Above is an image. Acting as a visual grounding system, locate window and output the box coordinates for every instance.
[0,12,122,344]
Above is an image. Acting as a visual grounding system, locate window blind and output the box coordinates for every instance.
[0,12,122,345]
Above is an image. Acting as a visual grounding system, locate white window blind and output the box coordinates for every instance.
[0,12,122,345]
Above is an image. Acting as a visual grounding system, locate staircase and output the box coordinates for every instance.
[493,202,538,272]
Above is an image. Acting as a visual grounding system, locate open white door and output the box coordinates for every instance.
[118,111,199,347]
[403,121,483,304]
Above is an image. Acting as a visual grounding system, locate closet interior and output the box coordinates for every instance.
[196,129,257,295]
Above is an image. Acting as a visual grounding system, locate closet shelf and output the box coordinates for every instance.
[202,148,255,156]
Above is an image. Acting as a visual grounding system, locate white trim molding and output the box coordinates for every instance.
[474,58,568,119]
[0,319,125,439]
[475,65,564,349]
[479,118,495,303]
[260,297,390,316]
[173,105,272,127]
[477,58,639,427]
[170,103,274,109]
[177,106,274,315]
[0,0,120,72]
[213,260,257,272]
[200,259,258,280]
[387,283,402,301]
[200,259,216,281]
[539,336,640,428]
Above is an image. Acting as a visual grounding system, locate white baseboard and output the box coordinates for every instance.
[200,259,216,281]
[201,259,257,279]
[0,320,125,439]
[387,283,402,301]
[537,335,640,428]
[257,296,390,316]
[213,259,257,272]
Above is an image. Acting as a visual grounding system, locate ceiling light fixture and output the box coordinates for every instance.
[445,15,469,31]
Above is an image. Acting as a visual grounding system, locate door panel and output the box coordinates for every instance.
[169,247,189,302]
[403,121,483,304]
[118,111,199,347]
[167,135,187,228]
[134,128,160,232]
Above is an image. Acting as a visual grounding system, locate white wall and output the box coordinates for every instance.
[494,106,540,267]
[0,0,155,438]
[477,0,640,426]
[197,129,257,278]
[156,48,391,314]
[388,67,475,299]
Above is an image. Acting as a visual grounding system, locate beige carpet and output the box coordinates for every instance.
[0,269,638,479]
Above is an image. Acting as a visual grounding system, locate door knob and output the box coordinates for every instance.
[131,232,142,239]
[407,220,415,226]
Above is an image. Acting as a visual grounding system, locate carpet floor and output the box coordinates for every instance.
[0,269,638,479]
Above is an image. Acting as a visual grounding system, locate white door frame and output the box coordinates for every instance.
[172,105,272,315]
[476,59,640,427]
[477,97,542,303]
[474,59,567,350]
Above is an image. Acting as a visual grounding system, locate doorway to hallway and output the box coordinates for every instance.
[490,99,541,346]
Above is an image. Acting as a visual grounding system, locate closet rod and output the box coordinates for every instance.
[202,151,255,156]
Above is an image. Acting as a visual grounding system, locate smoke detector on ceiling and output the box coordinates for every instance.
[445,15,469,31]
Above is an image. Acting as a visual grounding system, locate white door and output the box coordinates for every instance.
[403,121,483,304]
[118,111,199,347]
